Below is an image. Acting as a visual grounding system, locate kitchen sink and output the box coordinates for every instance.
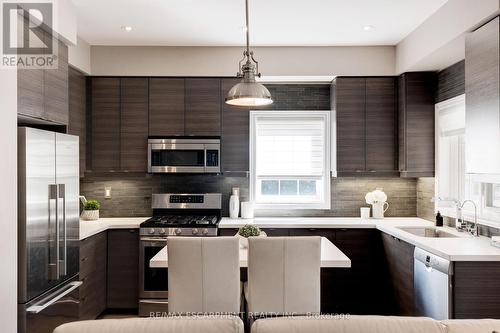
[397,227,458,238]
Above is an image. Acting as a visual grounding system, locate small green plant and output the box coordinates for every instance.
[238,224,261,238]
[84,200,100,211]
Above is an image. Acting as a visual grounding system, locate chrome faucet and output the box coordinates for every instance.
[458,200,479,237]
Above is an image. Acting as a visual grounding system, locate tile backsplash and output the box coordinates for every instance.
[81,173,417,218]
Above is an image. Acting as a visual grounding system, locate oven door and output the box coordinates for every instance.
[139,238,168,299]
[148,142,220,173]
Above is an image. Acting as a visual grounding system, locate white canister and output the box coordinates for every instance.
[229,187,240,219]
[241,201,254,219]
[360,207,370,219]
[372,202,389,219]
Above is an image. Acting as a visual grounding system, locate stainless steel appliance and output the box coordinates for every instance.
[18,127,81,333]
[139,193,221,316]
[414,247,453,320]
[147,137,221,173]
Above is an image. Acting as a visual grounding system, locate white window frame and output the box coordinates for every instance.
[250,110,331,210]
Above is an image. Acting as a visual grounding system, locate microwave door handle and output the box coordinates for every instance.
[58,184,67,277]
[48,184,59,281]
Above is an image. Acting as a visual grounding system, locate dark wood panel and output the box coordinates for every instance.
[149,78,185,136]
[79,232,107,320]
[44,35,69,125]
[91,78,121,171]
[336,77,366,172]
[18,67,44,120]
[68,66,86,177]
[289,228,335,241]
[260,228,290,237]
[221,78,250,172]
[436,60,465,103]
[454,262,500,319]
[398,72,436,177]
[381,233,415,316]
[107,229,139,309]
[365,77,398,173]
[185,78,221,136]
[121,78,148,172]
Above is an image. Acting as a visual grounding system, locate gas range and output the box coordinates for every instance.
[139,193,221,237]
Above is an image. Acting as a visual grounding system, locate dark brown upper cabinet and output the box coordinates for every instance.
[121,78,149,172]
[90,77,121,172]
[149,78,185,136]
[335,77,366,174]
[18,28,69,125]
[221,78,250,172]
[366,78,398,173]
[335,77,398,176]
[68,67,87,177]
[185,78,221,136]
[398,72,436,177]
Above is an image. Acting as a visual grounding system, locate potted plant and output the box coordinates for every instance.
[236,224,266,248]
[81,199,100,221]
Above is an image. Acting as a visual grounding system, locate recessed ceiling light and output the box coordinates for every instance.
[363,25,374,31]
[121,26,132,32]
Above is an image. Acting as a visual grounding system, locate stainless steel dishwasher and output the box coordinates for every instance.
[414,248,453,320]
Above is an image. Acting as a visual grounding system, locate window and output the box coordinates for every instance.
[250,111,331,209]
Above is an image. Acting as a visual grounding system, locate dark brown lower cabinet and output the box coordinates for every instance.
[381,232,415,316]
[454,262,500,319]
[107,230,139,309]
[79,232,107,320]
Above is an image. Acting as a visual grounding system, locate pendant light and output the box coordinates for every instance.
[225,0,273,106]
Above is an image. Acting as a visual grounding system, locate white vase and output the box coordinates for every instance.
[236,231,267,249]
[372,202,389,219]
[81,209,99,221]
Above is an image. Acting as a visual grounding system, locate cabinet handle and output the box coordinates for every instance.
[308,228,317,231]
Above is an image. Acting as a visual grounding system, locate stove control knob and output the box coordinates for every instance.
[192,228,199,235]
[148,228,155,235]
[175,228,182,235]
[202,228,209,236]
[159,228,166,235]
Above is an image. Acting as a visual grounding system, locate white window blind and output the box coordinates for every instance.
[250,111,331,209]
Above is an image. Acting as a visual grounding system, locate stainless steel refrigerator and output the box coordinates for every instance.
[18,127,81,333]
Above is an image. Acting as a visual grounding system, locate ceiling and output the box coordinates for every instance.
[72,0,448,47]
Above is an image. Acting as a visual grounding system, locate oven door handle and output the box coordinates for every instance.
[140,237,169,242]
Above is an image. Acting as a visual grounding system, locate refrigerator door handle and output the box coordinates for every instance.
[48,184,59,281]
[26,281,82,314]
[58,184,67,277]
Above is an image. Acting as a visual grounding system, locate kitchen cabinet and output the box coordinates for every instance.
[68,66,87,177]
[79,232,107,320]
[381,232,415,315]
[121,78,149,172]
[90,77,121,171]
[221,78,250,172]
[465,17,500,174]
[107,230,139,309]
[149,78,185,136]
[335,77,398,176]
[185,78,221,136]
[333,229,390,315]
[398,72,436,177]
[18,29,69,125]
[44,37,69,125]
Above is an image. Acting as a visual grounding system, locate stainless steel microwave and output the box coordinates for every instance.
[147,138,220,173]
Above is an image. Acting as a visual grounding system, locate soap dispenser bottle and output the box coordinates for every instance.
[229,187,240,219]
[436,211,444,227]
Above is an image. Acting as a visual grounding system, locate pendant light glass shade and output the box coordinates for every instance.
[225,0,273,107]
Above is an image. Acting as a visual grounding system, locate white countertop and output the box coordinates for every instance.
[79,217,148,240]
[220,217,500,261]
[149,236,351,268]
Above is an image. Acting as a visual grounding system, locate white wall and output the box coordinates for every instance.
[0,68,18,333]
[396,0,500,72]
[91,46,396,76]
[68,36,91,74]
